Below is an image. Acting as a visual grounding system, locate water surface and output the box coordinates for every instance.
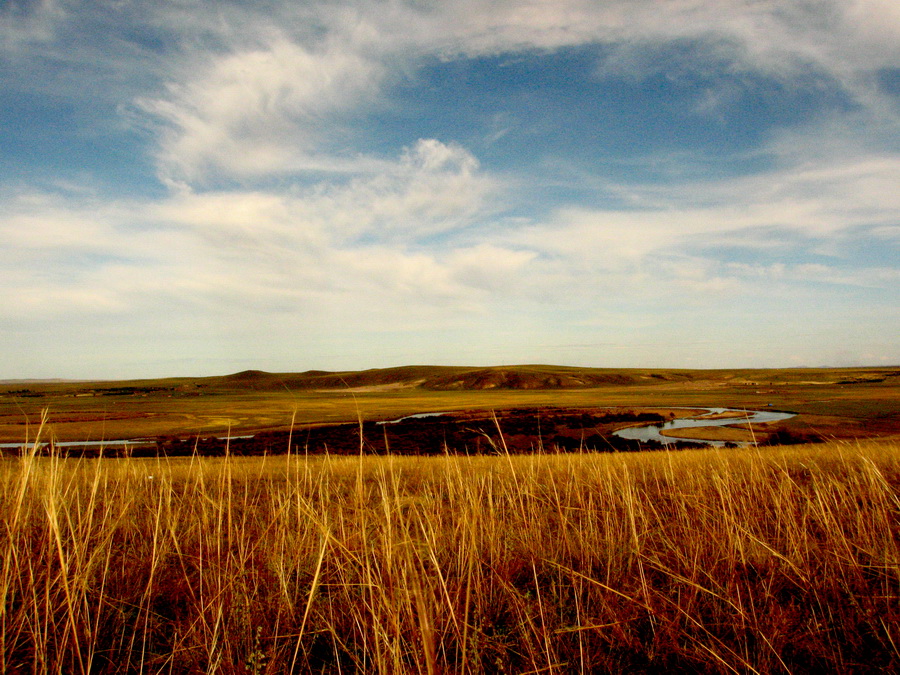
[613,407,795,447]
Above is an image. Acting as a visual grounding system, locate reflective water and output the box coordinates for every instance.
[377,412,452,425]
[613,407,795,447]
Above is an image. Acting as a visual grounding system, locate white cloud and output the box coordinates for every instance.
[0,192,112,252]
[141,34,386,183]
[445,244,536,293]
[152,138,495,242]
[0,137,512,326]
[724,261,900,289]
[325,139,496,240]
[493,130,899,304]
[318,0,900,86]
[131,0,900,187]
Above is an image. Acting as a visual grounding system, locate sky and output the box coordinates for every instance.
[1,0,898,379]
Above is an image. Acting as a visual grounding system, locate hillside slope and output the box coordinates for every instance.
[205,365,696,391]
[197,365,900,392]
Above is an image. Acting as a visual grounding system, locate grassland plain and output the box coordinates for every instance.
[1,366,899,444]
[1,432,898,673]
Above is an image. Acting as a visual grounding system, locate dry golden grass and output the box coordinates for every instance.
[660,425,757,443]
[1,428,898,673]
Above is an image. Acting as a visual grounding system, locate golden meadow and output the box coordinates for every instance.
[0,430,900,674]
[1,431,898,674]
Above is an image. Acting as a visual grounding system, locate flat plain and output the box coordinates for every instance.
[1,365,898,447]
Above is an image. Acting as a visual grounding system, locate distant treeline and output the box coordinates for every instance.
[0,386,173,398]
[94,386,173,396]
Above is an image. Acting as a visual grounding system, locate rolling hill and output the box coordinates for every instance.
[204,365,689,392]
[201,364,899,392]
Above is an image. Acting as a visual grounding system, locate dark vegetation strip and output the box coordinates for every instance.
[2,408,822,458]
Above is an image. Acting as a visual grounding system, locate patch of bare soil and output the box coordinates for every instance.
[696,411,751,420]
[317,379,427,393]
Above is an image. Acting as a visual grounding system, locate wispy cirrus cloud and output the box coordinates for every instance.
[139,35,386,185]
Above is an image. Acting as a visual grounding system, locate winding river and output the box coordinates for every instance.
[1,407,795,452]
[613,407,796,447]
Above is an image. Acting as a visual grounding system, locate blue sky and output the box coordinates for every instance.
[1,0,898,379]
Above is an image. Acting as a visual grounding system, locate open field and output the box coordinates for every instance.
[1,437,898,673]
[1,365,898,446]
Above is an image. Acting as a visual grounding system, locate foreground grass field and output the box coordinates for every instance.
[2,435,898,673]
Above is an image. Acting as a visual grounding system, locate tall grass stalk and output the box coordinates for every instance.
[0,439,898,673]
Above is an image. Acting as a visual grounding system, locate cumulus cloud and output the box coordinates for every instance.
[0,136,518,326]
[314,139,497,240]
[152,138,495,242]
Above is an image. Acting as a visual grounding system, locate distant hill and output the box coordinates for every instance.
[202,364,900,393]
[205,365,697,392]
[211,366,461,391]
[4,365,897,396]
[424,366,653,390]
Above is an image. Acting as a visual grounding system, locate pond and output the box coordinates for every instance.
[613,407,796,447]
